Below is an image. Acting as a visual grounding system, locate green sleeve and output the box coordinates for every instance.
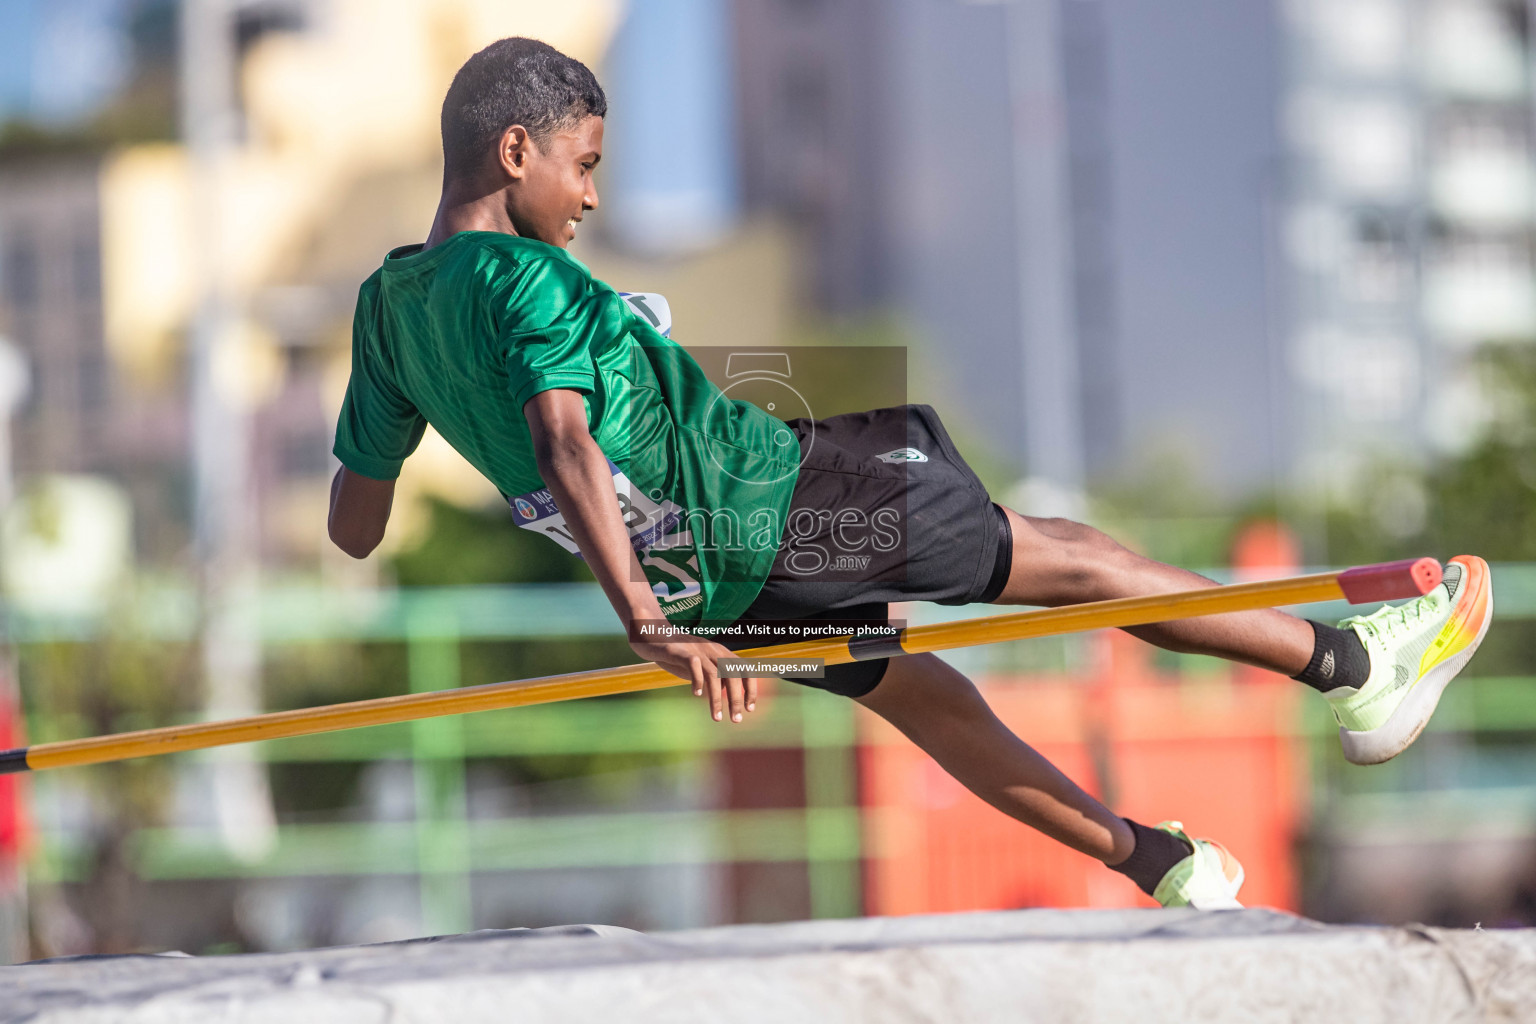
[496,255,608,411]
[333,284,427,480]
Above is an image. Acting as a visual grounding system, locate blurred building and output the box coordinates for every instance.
[731,0,1295,496]
[732,0,1536,499]
[0,160,114,478]
[1282,0,1536,498]
[602,0,740,254]
[732,0,890,316]
[0,156,192,561]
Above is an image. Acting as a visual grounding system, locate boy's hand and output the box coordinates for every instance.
[630,634,764,724]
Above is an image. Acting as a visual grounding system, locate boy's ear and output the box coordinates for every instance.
[498,125,534,180]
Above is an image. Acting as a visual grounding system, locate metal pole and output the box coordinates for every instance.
[0,336,29,961]
[1004,0,1086,515]
[408,611,472,936]
[179,0,275,859]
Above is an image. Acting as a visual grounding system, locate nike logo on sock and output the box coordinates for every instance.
[1320,650,1335,679]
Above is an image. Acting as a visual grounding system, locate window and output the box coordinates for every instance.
[3,230,39,311]
[72,223,101,301]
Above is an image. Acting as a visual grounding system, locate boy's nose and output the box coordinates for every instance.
[585,186,599,211]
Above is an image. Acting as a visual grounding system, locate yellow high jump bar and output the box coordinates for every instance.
[0,558,1441,775]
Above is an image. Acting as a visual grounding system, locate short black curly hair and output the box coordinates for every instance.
[440,37,607,180]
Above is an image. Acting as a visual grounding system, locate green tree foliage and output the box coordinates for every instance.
[1301,347,1536,679]
[1420,350,1536,562]
[1319,346,1536,566]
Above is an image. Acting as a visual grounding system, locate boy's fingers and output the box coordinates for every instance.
[689,656,707,702]
[726,677,745,723]
[746,676,759,712]
[707,668,723,722]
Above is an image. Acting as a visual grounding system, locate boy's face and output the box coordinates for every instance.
[504,115,604,248]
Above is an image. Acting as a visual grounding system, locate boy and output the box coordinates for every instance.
[329,38,1493,910]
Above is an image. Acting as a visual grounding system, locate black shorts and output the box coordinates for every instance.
[724,405,1013,698]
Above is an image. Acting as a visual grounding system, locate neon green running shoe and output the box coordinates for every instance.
[1327,555,1493,766]
[1150,822,1244,910]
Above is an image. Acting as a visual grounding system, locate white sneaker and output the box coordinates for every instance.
[1328,555,1493,766]
[1149,821,1244,910]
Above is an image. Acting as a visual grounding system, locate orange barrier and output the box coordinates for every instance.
[860,632,1306,913]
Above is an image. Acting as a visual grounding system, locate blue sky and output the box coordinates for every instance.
[0,0,132,125]
[603,0,738,251]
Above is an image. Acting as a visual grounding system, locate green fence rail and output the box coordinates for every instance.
[13,564,1536,930]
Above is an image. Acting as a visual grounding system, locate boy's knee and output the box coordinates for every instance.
[1012,515,1137,597]
[856,652,985,716]
[1023,515,1107,547]
[1023,516,1124,562]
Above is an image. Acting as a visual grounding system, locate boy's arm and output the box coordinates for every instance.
[329,466,396,558]
[524,388,763,723]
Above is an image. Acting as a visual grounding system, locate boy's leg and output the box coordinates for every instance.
[990,506,1494,765]
[857,651,1242,906]
[992,507,1314,676]
[858,650,1132,862]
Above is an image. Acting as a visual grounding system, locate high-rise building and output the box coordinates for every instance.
[1282,0,1536,499]
[732,0,891,315]
[731,0,1288,497]
[732,0,1119,495]
[0,159,114,478]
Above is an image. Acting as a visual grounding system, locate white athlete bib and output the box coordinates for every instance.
[618,291,673,337]
[507,458,701,604]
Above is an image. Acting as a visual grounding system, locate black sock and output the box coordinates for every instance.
[1291,620,1369,693]
[1109,818,1192,897]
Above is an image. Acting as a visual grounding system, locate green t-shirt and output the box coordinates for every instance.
[333,231,800,625]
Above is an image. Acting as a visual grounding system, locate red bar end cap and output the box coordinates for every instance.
[1338,557,1443,604]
